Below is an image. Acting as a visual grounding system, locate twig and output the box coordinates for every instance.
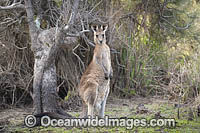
[57,81,65,92]
[0,126,5,132]
[15,76,34,104]
[66,30,90,37]
[89,0,103,14]
[160,17,192,30]
[72,44,85,72]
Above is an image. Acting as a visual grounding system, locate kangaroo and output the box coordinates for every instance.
[79,24,113,118]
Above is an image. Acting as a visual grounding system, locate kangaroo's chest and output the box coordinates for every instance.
[95,47,111,70]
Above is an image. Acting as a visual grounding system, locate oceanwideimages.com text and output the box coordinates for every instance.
[24,115,176,129]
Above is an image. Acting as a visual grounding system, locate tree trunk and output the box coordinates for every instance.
[24,0,42,115]
[42,62,58,113]
[32,57,43,114]
[24,0,80,116]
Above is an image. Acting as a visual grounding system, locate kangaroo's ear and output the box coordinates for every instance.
[103,25,108,32]
[91,25,97,32]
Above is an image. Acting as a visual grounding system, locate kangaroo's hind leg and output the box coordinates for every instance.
[79,102,88,118]
[99,84,110,118]
[88,103,94,118]
[87,92,97,118]
[85,83,98,118]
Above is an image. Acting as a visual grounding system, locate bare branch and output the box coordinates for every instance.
[81,33,95,47]
[89,0,102,14]
[24,0,39,52]
[66,29,90,37]
[158,0,194,31]
[160,16,193,30]
[64,0,80,29]
[72,44,85,72]
[0,2,25,10]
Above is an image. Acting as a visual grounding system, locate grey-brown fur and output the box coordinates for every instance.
[79,24,113,118]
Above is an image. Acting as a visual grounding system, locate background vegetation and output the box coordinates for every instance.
[0,0,200,110]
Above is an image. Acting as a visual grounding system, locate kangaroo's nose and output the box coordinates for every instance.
[99,40,102,44]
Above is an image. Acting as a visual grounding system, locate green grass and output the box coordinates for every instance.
[4,98,200,133]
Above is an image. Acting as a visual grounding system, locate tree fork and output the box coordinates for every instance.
[24,0,80,117]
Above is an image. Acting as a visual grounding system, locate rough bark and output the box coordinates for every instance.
[24,0,80,116]
[37,28,78,115]
[24,0,42,115]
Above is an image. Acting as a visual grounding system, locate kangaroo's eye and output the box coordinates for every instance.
[102,34,104,38]
[96,35,98,38]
